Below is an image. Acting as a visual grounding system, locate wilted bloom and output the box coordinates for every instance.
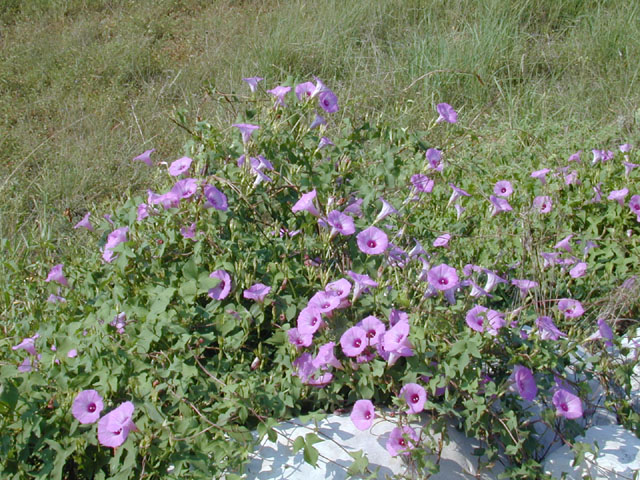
[148,189,180,209]
[536,316,566,340]
[72,389,104,424]
[540,252,561,268]
[486,309,505,335]
[552,389,583,419]
[73,212,94,231]
[292,189,321,217]
[554,234,574,253]
[513,365,537,401]
[426,148,443,171]
[97,401,137,448]
[180,222,196,239]
[389,309,409,327]
[168,156,192,176]
[132,148,155,166]
[454,203,466,219]
[483,268,507,292]
[489,195,512,216]
[436,103,457,124]
[295,81,315,100]
[243,283,271,302]
[433,233,451,247]
[208,270,231,300]
[242,76,263,92]
[46,264,68,287]
[344,197,364,217]
[318,89,339,113]
[374,197,398,223]
[570,262,587,278]
[357,315,386,346]
[400,383,426,414]
[340,326,368,357]
[568,151,582,162]
[531,168,551,184]
[558,298,584,318]
[232,123,260,144]
[110,312,128,334]
[447,183,471,207]
[288,328,313,349]
[309,112,326,129]
[428,264,458,291]
[267,85,291,106]
[102,227,128,263]
[533,196,552,213]
[512,279,538,298]
[608,188,629,206]
[387,426,419,457]
[494,180,513,197]
[564,170,579,185]
[348,270,379,301]
[598,318,614,346]
[411,174,434,193]
[12,333,39,356]
[203,184,228,211]
[356,226,389,255]
[351,399,375,430]
[47,293,66,303]
[18,357,34,372]
[292,353,332,386]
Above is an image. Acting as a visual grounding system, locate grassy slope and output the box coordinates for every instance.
[1,0,639,262]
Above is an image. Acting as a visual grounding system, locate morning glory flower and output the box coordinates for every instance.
[344,197,364,217]
[608,188,629,206]
[325,278,351,300]
[102,227,128,263]
[137,203,150,221]
[592,149,604,164]
[536,316,566,340]
[486,309,505,335]
[295,81,315,100]
[312,342,342,370]
[513,365,537,401]
[426,148,443,171]
[494,180,513,197]
[168,156,192,176]
[347,271,379,301]
[374,197,398,223]
[46,264,68,287]
[433,233,451,247]
[288,328,313,349]
[340,326,368,357]
[620,143,632,152]
[242,76,263,92]
[483,268,507,292]
[455,204,466,219]
[553,234,574,253]
[558,298,584,318]
[350,399,375,431]
[148,189,180,209]
[624,162,640,177]
[564,170,579,185]
[267,85,291,106]
[203,184,228,211]
[386,426,419,457]
[570,262,587,278]
[297,307,324,335]
[489,195,512,216]
[568,151,582,162]
[447,183,471,207]
[318,136,334,149]
[171,178,198,199]
[511,279,538,298]
[47,293,66,303]
[73,212,94,231]
[208,270,231,300]
[72,389,104,424]
[110,312,128,334]
[597,318,614,347]
[309,112,326,129]
[132,148,155,166]
[179,223,195,239]
[629,195,640,219]
[427,263,458,291]
[379,319,414,366]
[97,401,137,448]
[232,123,260,144]
[533,196,552,213]
[436,103,458,124]
[465,305,487,332]
[552,389,583,419]
[308,290,341,314]
[356,226,389,255]
[12,333,39,356]
[357,315,386,346]
[400,383,426,414]
[318,89,339,113]
[292,189,321,217]
[243,283,271,302]
[411,174,434,193]
[326,210,355,237]
[531,168,551,184]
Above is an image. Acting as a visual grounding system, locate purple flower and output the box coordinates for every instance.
[486,309,505,335]
[400,383,426,414]
[297,306,324,335]
[380,319,414,366]
[47,293,66,303]
[318,90,339,113]
[148,189,180,209]
[208,270,231,300]
[67,349,78,358]
[292,189,321,217]
[447,183,471,207]
[356,226,388,255]
[313,342,342,370]
[389,309,408,327]
[325,210,355,238]
[433,233,451,247]
[558,298,584,318]
[426,148,443,171]
[288,328,313,349]
[629,195,640,218]
[533,196,552,213]
[137,203,150,221]
[513,365,537,401]
[132,148,155,166]
[536,316,566,340]
[242,76,263,92]
[554,234,574,253]
[427,263,458,291]
[620,143,632,153]
[411,174,434,193]
[350,399,375,430]
[489,195,512,216]
[552,389,583,419]
[318,136,334,149]
[232,123,260,144]
[343,197,364,217]
[347,270,379,301]
[110,312,128,334]
[570,262,587,278]
[608,188,629,206]
[357,315,386,346]
[243,283,271,302]
[46,264,68,287]
[494,180,513,197]
[12,333,39,356]
[18,357,34,372]
[73,212,94,231]
[512,279,538,298]
[102,227,128,263]
[168,156,192,176]
[624,162,640,177]
[465,305,487,332]
[171,178,198,199]
[308,290,341,313]
[267,85,291,106]
[295,81,315,100]
[203,184,228,211]
[568,151,582,162]
[325,278,351,299]
[374,197,398,223]
[436,103,457,124]
[483,268,507,292]
[72,389,104,424]
[97,401,137,448]
[386,426,419,457]
[564,170,579,185]
[531,168,551,184]
[340,326,367,357]
[309,112,326,129]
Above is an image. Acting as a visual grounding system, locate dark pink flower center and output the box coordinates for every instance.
[411,394,419,403]
[367,330,376,338]
[367,240,377,248]
[561,403,568,412]
[354,339,361,348]
[399,439,406,447]
[311,317,317,326]
[364,412,371,419]
[322,303,330,309]
[114,428,122,435]
[439,278,448,285]
[501,188,507,193]
[88,403,96,412]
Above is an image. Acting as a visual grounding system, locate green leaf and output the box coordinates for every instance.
[303,443,319,467]
[292,436,305,453]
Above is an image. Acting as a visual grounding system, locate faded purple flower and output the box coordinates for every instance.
[137,203,150,221]
[47,293,66,303]
[132,148,155,166]
[426,148,443,171]
[386,426,419,457]
[97,401,137,448]
[171,178,198,199]
[356,226,388,255]
[436,103,457,124]
[558,298,584,318]
[313,342,342,370]
[564,170,579,186]
[46,264,68,287]
[374,197,398,223]
[318,136,333,149]
[351,399,375,430]
[232,123,260,144]
[513,365,537,401]
[12,333,39,356]
[348,270,379,301]
[292,189,321,217]
[552,389,583,419]
[554,234,574,253]
[168,156,192,176]
[400,383,426,414]
[447,183,471,207]
[242,76,263,92]
[433,233,451,247]
[309,112,326,129]
[102,227,128,263]
[494,180,513,197]
[620,143,632,153]
[72,389,103,424]
[203,184,228,211]
[608,188,629,206]
[531,168,551,184]
[243,283,271,302]
[208,270,231,300]
[73,212,94,231]
[569,262,587,278]
[489,195,512,216]
[295,81,315,100]
[411,174,434,193]
[267,85,291,107]
[533,196,552,213]
[536,316,566,340]
[512,279,538,298]
[624,162,640,177]
[568,151,582,162]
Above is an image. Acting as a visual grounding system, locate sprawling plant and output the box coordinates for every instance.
[2,78,639,479]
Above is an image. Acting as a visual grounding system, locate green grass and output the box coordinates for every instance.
[1,0,640,262]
